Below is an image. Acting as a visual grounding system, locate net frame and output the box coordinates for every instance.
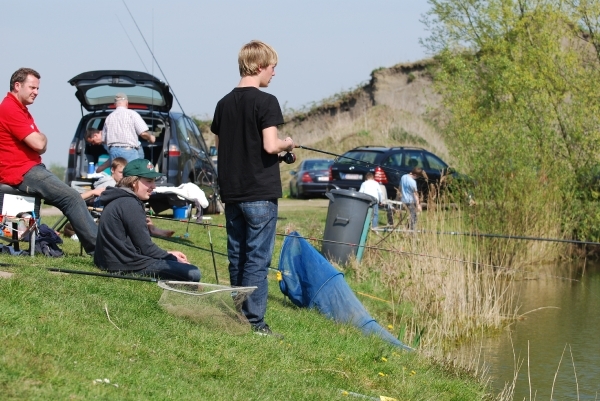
[157,281,257,335]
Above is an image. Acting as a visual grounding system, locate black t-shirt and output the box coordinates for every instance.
[211,87,284,203]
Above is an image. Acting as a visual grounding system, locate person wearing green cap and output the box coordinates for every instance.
[94,158,200,281]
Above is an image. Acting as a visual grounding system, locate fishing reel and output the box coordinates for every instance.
[279,152,296,164]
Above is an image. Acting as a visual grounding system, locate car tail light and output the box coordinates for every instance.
[168,145,180,157]
[329,166,333,181]
[301,172,312,183]
[374,166,388,184]
[69,141,76,155]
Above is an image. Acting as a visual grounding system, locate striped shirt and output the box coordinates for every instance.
[103,106,148,148]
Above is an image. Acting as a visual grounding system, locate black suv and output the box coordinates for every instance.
[329,146,452,200]
[65,70,219,212]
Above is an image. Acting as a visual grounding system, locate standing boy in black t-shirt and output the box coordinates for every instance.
[211,40,295,338]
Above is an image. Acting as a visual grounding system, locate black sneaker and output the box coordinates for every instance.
[252,324,284,340]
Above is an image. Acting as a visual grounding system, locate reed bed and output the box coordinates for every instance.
[343,188,570,356]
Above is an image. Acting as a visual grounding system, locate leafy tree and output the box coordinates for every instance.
[422,0,600,252]
[48,163,66,181]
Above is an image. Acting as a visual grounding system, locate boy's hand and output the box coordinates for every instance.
[168,251,189,264]
[284,137,295,152]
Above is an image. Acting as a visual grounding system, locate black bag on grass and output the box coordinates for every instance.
[24,224,63,257]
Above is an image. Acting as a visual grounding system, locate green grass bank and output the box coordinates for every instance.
[0,202,493,400]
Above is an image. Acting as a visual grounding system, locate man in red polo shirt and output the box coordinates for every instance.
[0,68,97,254]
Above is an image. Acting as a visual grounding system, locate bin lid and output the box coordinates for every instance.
[327,188,377,205]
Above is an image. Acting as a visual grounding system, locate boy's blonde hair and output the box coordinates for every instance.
[111,157,127,171]
[238,40,278,77]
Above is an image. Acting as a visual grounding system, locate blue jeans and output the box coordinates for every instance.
[225,200,278,328]
[370,204,379,228]
[109,147,141,163]
[19,164,97,253]
[405,203,418,230]
[137,258,201,281]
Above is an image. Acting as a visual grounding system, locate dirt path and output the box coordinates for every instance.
[39,199,330,218]
[40,206,63,217]
[278,198,328,210]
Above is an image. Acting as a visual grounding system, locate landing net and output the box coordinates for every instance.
[157,281,256,335]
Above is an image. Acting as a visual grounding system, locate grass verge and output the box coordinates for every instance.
[0,206,491,400]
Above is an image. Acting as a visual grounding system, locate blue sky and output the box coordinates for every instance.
[0,0,431,165]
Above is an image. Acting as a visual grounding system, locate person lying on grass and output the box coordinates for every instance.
[94,158,200,281]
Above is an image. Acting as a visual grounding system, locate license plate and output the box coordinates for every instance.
[317,176,329,182]
[343,173,362,180]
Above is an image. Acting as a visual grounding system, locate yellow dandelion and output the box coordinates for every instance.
[387,324,394,330]
[381,357,388,362]
[410,370,416,376]
[378,372,387,377]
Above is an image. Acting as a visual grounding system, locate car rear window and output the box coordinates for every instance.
[304,160,333,170]
[337,150,380,166]
[85,86,167,108]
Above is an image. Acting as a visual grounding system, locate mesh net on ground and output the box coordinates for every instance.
[157,281,256,335]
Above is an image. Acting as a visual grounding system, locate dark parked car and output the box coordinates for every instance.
[65,70,219,213]
[289,158,334,198]
[329,146,453,200]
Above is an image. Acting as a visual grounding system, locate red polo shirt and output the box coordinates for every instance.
[0,93,42,185]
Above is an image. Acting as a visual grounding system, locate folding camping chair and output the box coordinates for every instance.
[0,184,42,256]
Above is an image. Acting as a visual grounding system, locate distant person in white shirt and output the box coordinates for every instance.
[359,172,383,229]
[400,167,423,230]
[103,93,156,163]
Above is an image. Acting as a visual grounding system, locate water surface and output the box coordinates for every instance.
[482,261,600,400]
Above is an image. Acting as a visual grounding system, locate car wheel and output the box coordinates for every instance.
[296,185,305,199]
[289,182,296,198]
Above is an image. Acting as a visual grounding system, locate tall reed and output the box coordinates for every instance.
[352,189,568,351]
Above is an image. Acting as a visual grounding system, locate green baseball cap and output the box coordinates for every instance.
[123,159,163,179]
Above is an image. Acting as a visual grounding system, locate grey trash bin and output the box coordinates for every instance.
[322,189,376,265]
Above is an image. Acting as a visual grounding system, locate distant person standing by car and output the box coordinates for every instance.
[211,40,295,338]
[0,67,98,254]
[103,93,156,163]
[401,167,423,230]
[94,159,199,280]
[359,172,383,229]
[84,128,111,173]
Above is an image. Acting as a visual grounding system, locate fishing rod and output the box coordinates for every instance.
[298,144,600,247]
[181,221,577,280]
[414,229,600,247]
[115,14,149,73]
[297,144,416,176]
[154,235,228,258]
[121,1,221,203]
[144,211,584,280]
[48,268,157,282]
[121,0,186,116]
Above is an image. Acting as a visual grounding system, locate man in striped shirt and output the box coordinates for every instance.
[102,93,155,163]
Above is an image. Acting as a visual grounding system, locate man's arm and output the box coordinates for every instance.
[80,187,106,200]
[22,132,47,154]
[95,158,111,173]
[139,131,156,144]
[262,126,294,154]
[413,189,422,211]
